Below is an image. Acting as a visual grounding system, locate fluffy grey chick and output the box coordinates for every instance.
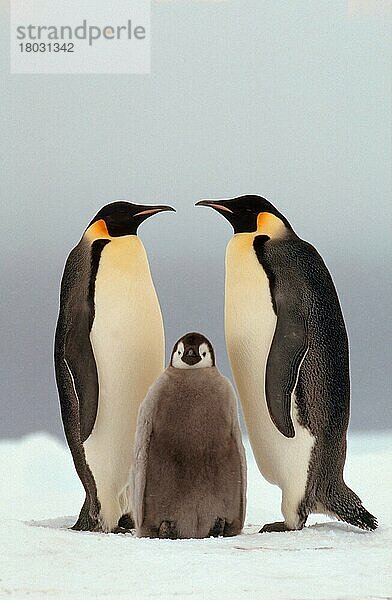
[132,332,246,539]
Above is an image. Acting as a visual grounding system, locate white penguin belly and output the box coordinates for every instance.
[225,235,314,520]
[83,236,164,531]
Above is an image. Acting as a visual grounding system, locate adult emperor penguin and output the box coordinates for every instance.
[132,332,246,539]
[55,201,175,533]
[196,195,377,533]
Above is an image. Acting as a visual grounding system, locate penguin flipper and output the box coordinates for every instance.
[55,311,101,527]
[265,307,307,438]
[63,308,99,443]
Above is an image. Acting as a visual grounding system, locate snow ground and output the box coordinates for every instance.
[0,432,391,600]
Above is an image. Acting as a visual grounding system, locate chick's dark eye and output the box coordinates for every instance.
[178,351,181,355]
[202,352,206,357]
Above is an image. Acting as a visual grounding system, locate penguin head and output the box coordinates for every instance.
[196,195,293,237]
[86,201,175,237]
[170,332,215,369]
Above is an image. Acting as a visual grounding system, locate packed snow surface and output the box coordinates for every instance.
[0,431,391,599]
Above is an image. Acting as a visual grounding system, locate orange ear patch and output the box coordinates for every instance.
[85,219,110,241]
[257,212,272,230]
[257,212,286,238]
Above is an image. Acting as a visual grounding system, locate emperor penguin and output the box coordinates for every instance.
[54,201,175,533]
[132,332,247,539]
[196,195,377,533]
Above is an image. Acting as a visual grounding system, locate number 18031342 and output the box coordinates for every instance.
[19,42,75,53]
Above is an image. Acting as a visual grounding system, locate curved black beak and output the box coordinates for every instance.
[195,199,233,213]
[133,205,176,218]
[195,198,239,232]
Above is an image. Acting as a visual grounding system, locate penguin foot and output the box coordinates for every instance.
[118,513,135,530]
[158,520,178,540]
[111,526,132,534]
[209,517,225,537]
[223,518,242,537]
[259,521,294,533]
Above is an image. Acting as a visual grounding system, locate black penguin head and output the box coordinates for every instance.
[196,195,293,235]
[170,332,215,369]
[87,201,175,237]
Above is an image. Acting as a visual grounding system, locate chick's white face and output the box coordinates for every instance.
[172,341,213,369]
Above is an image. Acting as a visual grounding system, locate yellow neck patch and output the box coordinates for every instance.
[84,219,111,242]
[256,212,286,238]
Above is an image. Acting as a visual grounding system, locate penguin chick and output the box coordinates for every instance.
[132,332,247,539]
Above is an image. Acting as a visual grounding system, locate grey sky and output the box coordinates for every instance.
[1,0,391,438]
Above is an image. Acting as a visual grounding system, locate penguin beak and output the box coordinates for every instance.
[195,199,238,231]
[195,200,234,214]
[133,205,176,218]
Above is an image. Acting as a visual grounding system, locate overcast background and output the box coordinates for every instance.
[1,1,391,438]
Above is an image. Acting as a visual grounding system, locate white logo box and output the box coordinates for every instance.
[10,0,151,74]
